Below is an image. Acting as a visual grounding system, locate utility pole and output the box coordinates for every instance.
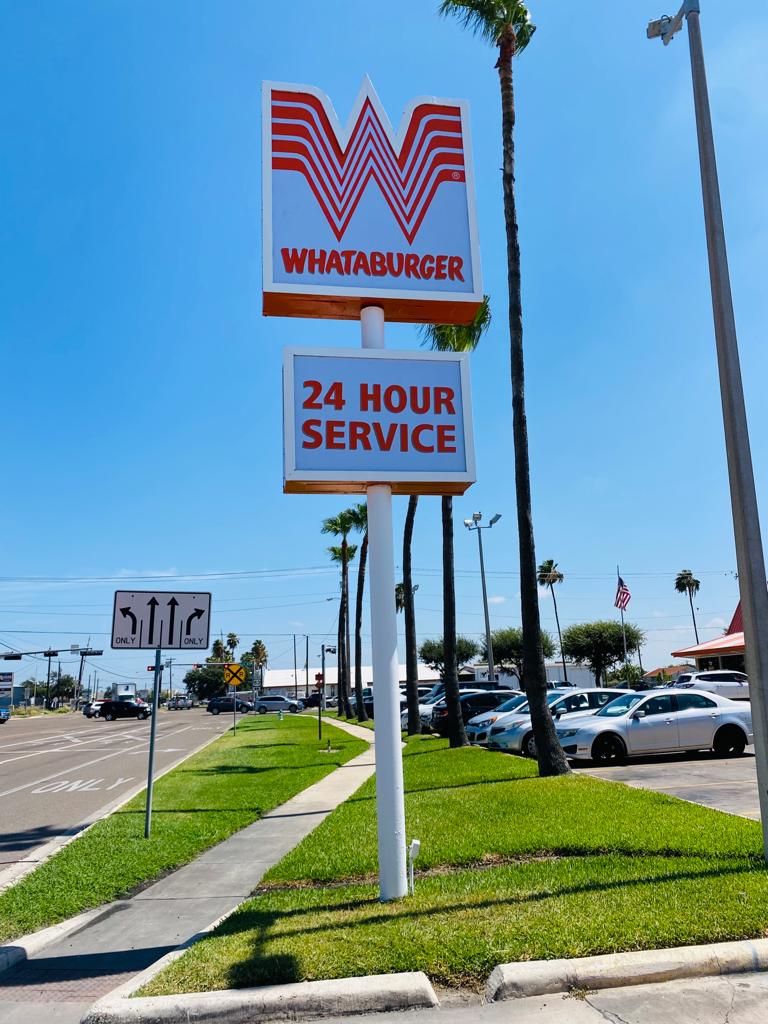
[305,634,309,698]
[648,0,768,859]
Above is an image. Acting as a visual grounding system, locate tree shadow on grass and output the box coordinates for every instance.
[211,857,767,990]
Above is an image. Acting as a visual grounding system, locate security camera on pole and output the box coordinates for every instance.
[265,78,483,900]
[647,0,768,859]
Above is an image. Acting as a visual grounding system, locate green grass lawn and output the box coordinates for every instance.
[143,736,768,995]
[0,716,366,943]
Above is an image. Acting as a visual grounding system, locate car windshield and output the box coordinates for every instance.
[495,694,527,713]
[594,693,645,717]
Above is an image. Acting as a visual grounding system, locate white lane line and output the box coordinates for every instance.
[0,724,198,798]
[0,720,205,766]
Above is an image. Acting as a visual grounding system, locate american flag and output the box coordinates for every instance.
[615,577,631,611]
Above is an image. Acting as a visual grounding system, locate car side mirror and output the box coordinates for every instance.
[632,709,646,720]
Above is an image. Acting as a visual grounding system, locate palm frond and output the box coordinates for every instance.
[420,295,491,353]
[439,0,536,52]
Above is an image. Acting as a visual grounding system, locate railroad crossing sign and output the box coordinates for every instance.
[111,591,212,650]
[224,664,246,687]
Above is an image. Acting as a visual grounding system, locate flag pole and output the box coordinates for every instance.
[617,565,628,662]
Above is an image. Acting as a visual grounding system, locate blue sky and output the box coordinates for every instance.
[2,0,767,688]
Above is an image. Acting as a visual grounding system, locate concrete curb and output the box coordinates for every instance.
[82,972,438,1023]
[486,937,768,1000]
[0,902,119,974]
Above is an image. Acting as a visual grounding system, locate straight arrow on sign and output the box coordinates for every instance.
[167,597,179,645]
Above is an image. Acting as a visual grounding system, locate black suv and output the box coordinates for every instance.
[206,696,252,715]
[98,699,151,721]
[430,690,515,738]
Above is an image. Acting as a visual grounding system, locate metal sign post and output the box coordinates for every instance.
[362,305,408,900]
[144,646,162,839]
[224,664,247,735]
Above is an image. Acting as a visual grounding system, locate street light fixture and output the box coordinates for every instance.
[647,0,768,862]
[464,512,502,686]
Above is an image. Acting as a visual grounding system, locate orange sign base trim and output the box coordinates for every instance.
[264,291,482,326]
[284,480,472,496]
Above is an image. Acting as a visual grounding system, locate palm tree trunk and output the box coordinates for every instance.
[403,495,421,735]
[497,31,569,776]
[336,589,345,719]
[442,496,468,747]
[550,585,568,684]
[340,541,352,718]
[688,588,700,644]
[354,532,369,722]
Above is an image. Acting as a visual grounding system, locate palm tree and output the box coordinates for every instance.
[439,0,569,776]
[537,560,567,684]
[422,298,490,747]
[402,495,421,735]
[327,536,357,717]
[210,638,227,663]
[347,503,369,722]
[675,569,701,643]
[226,633,239,660]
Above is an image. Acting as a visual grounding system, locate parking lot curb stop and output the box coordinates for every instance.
[486,936,768,1000]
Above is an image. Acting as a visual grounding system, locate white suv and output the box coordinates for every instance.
[673,670,749,702]
[256,694,303,714]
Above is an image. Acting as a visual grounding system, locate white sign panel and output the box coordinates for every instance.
[111,591,212,650]
[283,347,475,495]
[263,79,483,324]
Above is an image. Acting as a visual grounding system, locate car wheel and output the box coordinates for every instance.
[138,711,148,720]
[258,706,267,715]
[104,712,116,722]
[713,725,746,757]
[522,732,537,759]
[239,706,248,714]
[211,707,220,715]
[591,733,627,765]
[289,705,299,713]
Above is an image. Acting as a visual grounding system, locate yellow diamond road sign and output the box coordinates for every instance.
[224,663,246,687]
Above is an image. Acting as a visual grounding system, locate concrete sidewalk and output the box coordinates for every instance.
[0,718,375,1024]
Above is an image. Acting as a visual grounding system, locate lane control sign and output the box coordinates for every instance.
[111,591,212,650]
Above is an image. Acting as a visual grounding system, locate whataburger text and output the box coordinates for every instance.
[281,248,466,282]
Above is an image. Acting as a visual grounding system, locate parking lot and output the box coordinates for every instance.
[0,709,230,885]
[583,747,760,819]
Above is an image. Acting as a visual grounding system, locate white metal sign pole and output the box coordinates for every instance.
[361,304,408,901]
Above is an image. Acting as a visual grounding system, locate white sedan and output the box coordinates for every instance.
[556,688,753,764]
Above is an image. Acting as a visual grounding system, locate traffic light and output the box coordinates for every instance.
[1,654,21,661]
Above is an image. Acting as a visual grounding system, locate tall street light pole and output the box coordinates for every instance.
[464,513,502,686]
[648,1,768,859]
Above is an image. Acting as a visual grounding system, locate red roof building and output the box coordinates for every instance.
[671,603,745,672]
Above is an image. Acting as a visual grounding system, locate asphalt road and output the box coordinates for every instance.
[0,708,231,880]
[582,747,760,819]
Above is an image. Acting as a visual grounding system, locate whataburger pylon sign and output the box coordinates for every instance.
[263,77,482,323]
[263,77,483,900]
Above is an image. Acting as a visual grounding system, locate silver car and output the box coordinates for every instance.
[556,688,753,764]
[465,693,528,745]
[488,688,632,757]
